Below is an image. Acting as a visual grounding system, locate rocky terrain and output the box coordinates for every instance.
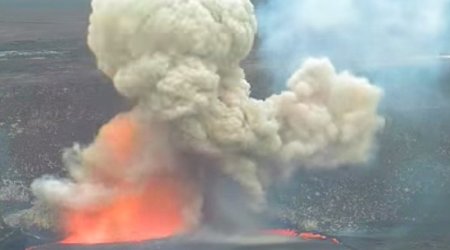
[1,1,450,250]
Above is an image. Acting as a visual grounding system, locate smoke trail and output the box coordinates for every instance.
[31,0,384,237]
[257,0,449,78]
[256,0,450,111]
[256,0,450,230]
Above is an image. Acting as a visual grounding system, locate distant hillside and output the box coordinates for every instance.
[0,0,89,9]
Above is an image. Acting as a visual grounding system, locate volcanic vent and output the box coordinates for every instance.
[31,0,384,245]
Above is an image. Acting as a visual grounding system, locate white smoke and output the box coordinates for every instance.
[256,0,449,83]
[32,0,384,228]
[32,176,113,209]
[270,58,383,168]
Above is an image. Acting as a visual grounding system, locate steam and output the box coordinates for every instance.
[257,0,448,75]
[256,0,450,111]
[32,0,384,233]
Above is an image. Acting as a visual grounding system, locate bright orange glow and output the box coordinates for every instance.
[267,229,340,245]
[61,115,190,244]
[61,176,188,244]
[98,114,138,166]
[89,115,140,183]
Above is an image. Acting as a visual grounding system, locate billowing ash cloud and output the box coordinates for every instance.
[32,0,384,234]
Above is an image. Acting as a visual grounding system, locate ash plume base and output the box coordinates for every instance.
[31,0,384,242]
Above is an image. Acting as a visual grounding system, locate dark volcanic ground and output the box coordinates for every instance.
[0,38,124,182]
[1,1,450,250]
[0,0,128,227]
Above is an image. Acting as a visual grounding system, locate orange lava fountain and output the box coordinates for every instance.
[61,177,188,244]
[60,115,192,244]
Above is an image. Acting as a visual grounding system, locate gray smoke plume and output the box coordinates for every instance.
[32,0,384,231]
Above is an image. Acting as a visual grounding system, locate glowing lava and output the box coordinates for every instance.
[60,115,191,244]
[61,176,188,244]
